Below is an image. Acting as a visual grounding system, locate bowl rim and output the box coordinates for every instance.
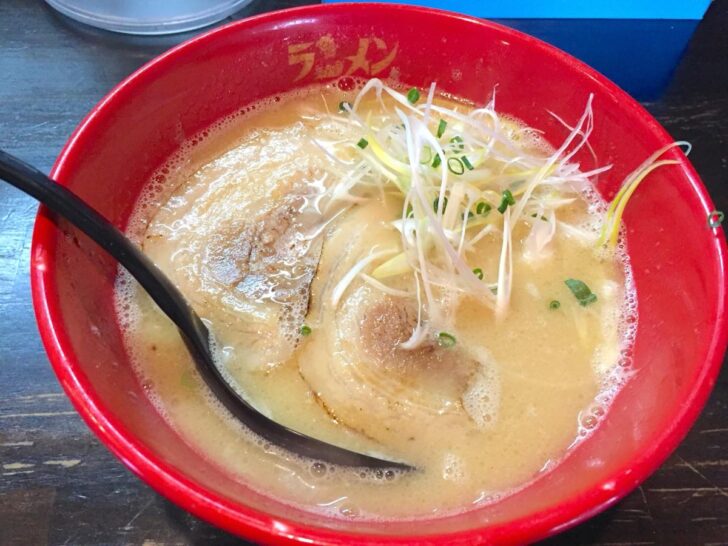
[30,2,728,544]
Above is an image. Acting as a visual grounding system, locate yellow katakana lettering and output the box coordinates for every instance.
[288,42,315,81]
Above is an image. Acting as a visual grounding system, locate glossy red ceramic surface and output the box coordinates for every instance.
[30,3,727,545]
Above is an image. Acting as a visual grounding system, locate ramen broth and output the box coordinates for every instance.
[117,84,634,519]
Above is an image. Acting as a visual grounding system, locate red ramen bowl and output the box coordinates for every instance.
[31,3,727,544]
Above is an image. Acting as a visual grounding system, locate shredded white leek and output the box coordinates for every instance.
[330,248,398,308]
[597,141,688,250]
[308,78,688,347]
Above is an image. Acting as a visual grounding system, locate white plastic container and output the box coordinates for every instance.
[46,0,253,35]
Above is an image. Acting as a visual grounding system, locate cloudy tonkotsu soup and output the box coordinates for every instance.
[116,80,638,519]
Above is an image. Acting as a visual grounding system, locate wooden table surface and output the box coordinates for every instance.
[1,1,726,544]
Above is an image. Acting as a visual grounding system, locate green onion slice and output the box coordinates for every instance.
[564,279,597,306]
[472,267,484,280]
[407,87,420,104]
[497,189,516,214]
[437,119,447,138]
[461,155,474,170]
[476,202,491,215]
[437,331,456,348]
[433,196,448,212]
[432,154,442,168]
[419,145,433,164]
[338,101,351,113]
[357,138,369,149]
[450,135,464,151]
[549,300,561,310]
[300,325,312,336]
[447,157,465,175]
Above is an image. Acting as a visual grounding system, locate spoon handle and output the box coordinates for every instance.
[0,149,411,470]
[0,150,211,350]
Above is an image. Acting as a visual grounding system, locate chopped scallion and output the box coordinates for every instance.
[450,135,464,151]
[356,138,369,149]
[461,155,474,170]
[447,157,465,175]
[437,119,447,138]
[406,204,414,218]
[708,210,725,228]
[462,210,475,221]
[473,267,484,280]
[565,279,597,306]
[433,196,448,213]
[497,189,516,214]
[419,145,433,164]
[432,154,442,168]
[549,300,561,310]
[436,331,457,348]
[300,325,312,336]
[338,101,351,113]
[476,202,491,215]
[407,87,420,104]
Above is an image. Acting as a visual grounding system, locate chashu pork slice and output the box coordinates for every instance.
[143,168,327,374]
[140,119,353,376]
[298,200,501,457]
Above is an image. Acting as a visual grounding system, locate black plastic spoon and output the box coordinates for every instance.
[0,149,410,471]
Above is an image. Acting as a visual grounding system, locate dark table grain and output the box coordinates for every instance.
[1,1,726,544]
